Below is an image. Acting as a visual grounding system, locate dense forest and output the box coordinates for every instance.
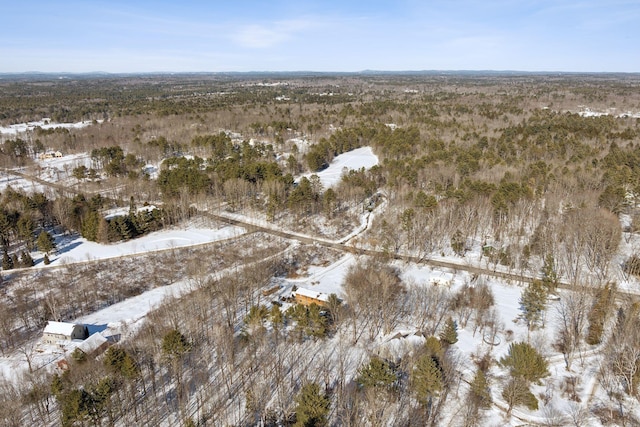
[1,72,640,426]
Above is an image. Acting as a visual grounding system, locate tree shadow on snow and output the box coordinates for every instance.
[55,241,83,255]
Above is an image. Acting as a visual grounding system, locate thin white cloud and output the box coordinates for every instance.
[231,19,317,48]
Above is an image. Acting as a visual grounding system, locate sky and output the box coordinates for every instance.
[1,0,638,73]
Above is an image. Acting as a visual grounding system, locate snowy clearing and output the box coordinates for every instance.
[298,146,379,188]
[577,107,640,118]
[0,119,99,136]
[0,171,46,193]
[34,152,93,173]
[44,225,245,267]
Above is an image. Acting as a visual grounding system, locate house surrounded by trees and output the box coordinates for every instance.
[292,287,330,307]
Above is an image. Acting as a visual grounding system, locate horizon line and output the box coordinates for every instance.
[1,69,640,77]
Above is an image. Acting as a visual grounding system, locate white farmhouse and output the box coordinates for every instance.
[42,321,88,344]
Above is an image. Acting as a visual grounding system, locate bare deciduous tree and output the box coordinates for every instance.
[344,258,405,342]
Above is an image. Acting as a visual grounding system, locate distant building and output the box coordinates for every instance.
[42,321,88,344]
[292,287,330,307]
[262,285,280,297]
[39,151,63,160]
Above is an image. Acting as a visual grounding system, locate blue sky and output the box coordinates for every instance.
[1,0,638,73]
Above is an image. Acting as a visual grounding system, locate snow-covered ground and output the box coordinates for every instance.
[0,223,246,382]
[0,171,46,193]
[45,225,244,267]
[297,146,379,189]
[0,277,194,382]
[0,119,99,136]
[0,133,633,423]
[0,153,94,193]
[577,107,640,118]
[34,152,93,173]
[0,200,627,425]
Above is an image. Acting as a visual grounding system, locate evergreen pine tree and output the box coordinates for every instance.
[269,304,284,332]
[439,317,458,345]
[60,388,89,427]
[104,346,140,379]
[500,342,549,383]
[451,229,466,256]
[294,382,330,427]
[71,348,87,364]
[36,230,56,254]
[586,283,615,345]
[411,353,443,410]
[2,250,13,270]
[81,211,100,241]
[307,304,328,338]
[357,356,397,391]
[424,336,444,360]
[541,253,558,293]
[11,253,19,269]
[114,216,133,241]
[20,250,34,267]
[519,279,548,329]
[17,215,35,250]
[470,369,492,409]
[162,329,191,359]
[50,373,64,399]
[161,328,191,403]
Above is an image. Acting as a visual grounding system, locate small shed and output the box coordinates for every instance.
[292,287,330,307]
[43,321,88,344]
[262,285,280,297]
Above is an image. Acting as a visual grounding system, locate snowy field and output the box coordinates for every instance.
[297,146,379,188]
[0,171,46,193]
[45,225,245,266]
[0,119,98,136]
[34,152,93,174]
[577,106,640,118]
[0,153,94,193]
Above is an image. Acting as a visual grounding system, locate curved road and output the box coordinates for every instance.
[5,163,639,299]
[203,210,640,300]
